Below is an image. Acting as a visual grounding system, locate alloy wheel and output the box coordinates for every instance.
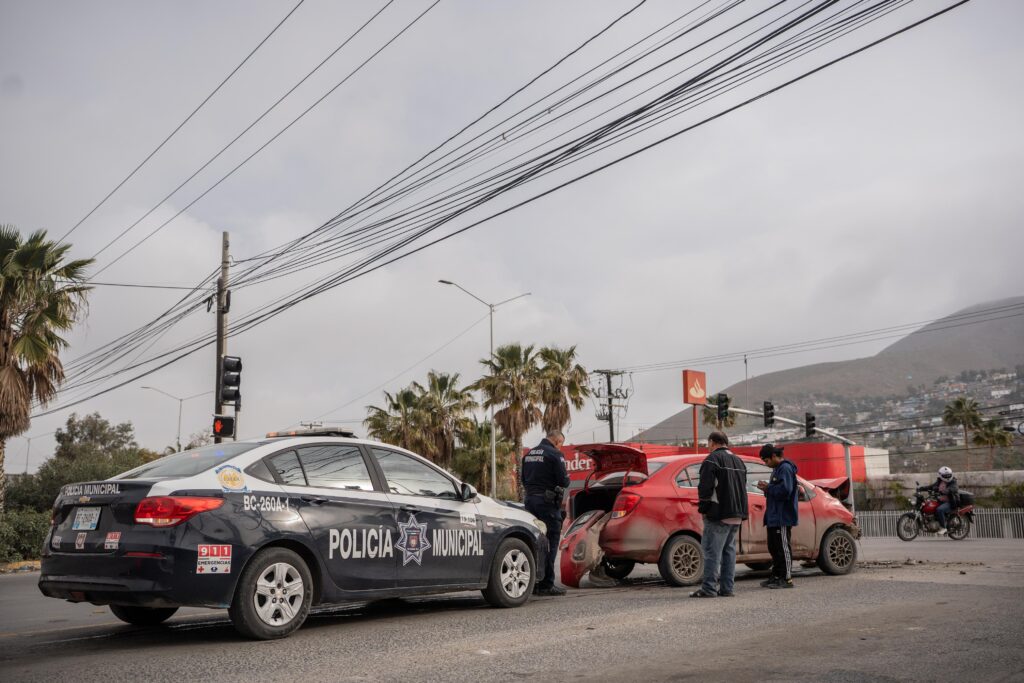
[500,548,531,599]
[828,533,855,568]
[253,562,305,627]
[671,541,701,581]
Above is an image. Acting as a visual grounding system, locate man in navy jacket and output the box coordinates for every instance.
[756,444,799,589]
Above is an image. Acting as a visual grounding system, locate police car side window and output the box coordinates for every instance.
[371,448,459,499]
[297,445,375,492]
[269,451,306,485]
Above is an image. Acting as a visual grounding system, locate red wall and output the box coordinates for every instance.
[561,442,867,483]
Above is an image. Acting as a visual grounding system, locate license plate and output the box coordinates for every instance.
[72,507,101,531]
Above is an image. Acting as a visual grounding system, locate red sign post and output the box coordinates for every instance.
[682,370,707,450]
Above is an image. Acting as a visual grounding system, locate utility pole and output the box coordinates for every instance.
[214,232,230,443]
[593,369,627,442]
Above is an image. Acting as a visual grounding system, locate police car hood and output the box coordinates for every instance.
[477,495,537,525]
[575,443,648,477]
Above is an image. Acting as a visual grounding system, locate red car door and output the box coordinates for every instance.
[741,461,773,556]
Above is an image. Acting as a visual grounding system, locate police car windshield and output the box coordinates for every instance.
[115,442,262,480]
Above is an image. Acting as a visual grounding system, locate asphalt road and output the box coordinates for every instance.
[1,538,1022,682]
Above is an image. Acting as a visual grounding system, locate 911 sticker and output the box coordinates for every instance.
[243,495,290,512]
[104,531,121,550]
[51,535,62,549]
[197,544,232,575]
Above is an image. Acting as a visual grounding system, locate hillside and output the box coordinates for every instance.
[635,296,1024,443]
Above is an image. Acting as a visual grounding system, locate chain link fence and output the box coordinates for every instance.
[856,508,1024,539]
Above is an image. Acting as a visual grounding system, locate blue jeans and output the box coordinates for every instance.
[701,518,739,595]
[937,502,952,529]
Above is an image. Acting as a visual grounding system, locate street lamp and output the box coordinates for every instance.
[439,280,531,498]
[141,387,212,452]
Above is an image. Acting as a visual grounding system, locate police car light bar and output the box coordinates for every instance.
[265,428,356,438]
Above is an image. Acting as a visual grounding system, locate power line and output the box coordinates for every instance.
[40,0,972,416]
[59,0,306,243]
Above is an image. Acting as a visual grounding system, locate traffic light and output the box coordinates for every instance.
[805,412,816,438]
[716,393,730,422]
[220,355,242,407]
[763,401,775,428]
[213,415,236,438]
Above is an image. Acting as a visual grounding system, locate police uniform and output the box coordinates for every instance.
[522,438,570,591]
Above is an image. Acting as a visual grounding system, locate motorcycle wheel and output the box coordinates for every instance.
[896,513,919,541]
[947,516,971,541]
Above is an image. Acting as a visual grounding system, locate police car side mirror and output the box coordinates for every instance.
[460,483,478,501]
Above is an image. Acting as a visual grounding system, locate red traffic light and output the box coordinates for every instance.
[213,415,236,438]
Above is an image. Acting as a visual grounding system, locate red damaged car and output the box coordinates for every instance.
[559,444,860,588]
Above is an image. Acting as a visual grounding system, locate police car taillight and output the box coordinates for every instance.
[134,497,224,527]
[611,493,642,519]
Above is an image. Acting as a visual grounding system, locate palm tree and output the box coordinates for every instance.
[413,371,477,469]
[452,418,512,495]
[943,397,982,470]
[364,387,429,455]
[972,419,1013,470]
[702,393,736,431]
[0,226,92,511]
[537,345,591,433]
[471,343,543,498]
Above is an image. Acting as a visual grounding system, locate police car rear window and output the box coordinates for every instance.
[116,443,262,480]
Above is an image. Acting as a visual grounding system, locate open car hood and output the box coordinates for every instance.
[575,443,648,477]
[809,477,850,501]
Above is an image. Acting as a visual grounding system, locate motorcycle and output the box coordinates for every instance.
[896,482,975,541]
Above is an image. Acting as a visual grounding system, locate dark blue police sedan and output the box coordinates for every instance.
[39,429,547,639]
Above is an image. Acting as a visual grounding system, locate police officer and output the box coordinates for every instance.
[522,429,570,596]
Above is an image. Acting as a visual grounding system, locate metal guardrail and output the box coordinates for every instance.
[857,508,1024,539]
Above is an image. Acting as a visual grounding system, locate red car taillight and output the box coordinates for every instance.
[611,492,642,518]
[134,496,224,527]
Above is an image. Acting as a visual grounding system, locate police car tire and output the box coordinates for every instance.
[229,547,313,640]
[482,538,535,608]
[109,604,179,626]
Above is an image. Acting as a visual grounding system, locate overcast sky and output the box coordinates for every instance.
[2,0,1022,472]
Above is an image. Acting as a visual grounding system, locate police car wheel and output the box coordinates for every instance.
[229,547,313,639]
[109,604,179,626]
[482,538,534,608]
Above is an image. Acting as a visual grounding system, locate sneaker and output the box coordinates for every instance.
[769,579,794,589]
[534,585,566,596]
[937,528,947,536]
[689,589,717,598]
[760,578,780,588]
[718,590,736,597]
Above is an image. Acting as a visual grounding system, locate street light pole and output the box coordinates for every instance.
[439,280,530,498]
[141,387,212,452]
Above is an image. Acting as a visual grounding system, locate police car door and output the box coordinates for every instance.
[369,447,484,587]
[269,445,398,591]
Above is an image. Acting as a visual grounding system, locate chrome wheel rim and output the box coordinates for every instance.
[253,562,304,627]
[828,534,855,568]
[898,515,918,539]
[500,549,531,599]
[672,541,701,580]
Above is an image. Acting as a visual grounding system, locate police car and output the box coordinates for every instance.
[38,429,548,639]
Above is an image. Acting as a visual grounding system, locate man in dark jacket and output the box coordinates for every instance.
[693,431,748,598]
[522,429,570,596]
[756,444,799,589]
[918,466,959,536]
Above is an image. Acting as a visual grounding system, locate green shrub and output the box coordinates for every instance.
[992,481,1024,508]
[0,509,51,563]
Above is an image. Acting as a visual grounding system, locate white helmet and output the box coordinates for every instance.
[938,466,953,481]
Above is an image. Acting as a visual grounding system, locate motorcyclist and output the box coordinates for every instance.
[917,466,959,536]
